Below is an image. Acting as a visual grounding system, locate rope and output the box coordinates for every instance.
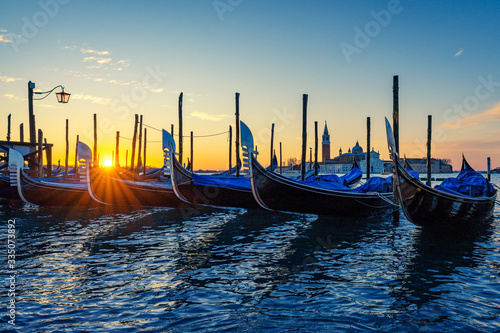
[142,123,229,138]
[376,192,400,207]
[189,131,229,138]
[487,185,500,204]
[352,193,400,209]
[143,124,161,132]
[483,196,500,205]
[353,199,393,209]
[120,136,133,140]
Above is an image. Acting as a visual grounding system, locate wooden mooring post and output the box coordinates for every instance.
[38,129,43,177]
[190,131,194,172]
[301,94,308,181]
[393,76,399,155]
[131,114,138,172]
[367,117,371,179]
[487,157,491,181]
[45,138,52,178]
[7,114,11,141]
[115,131,120,168]
[235,92,240,177]
[309,148,312,170]
[28,81,36,145]
[270,123,275,168]
[229,125,232,174]
[137,115,143,173]
[178,92,183,165]
[314,121,319,175]
[65,119,69,177]
[426,115,432,187]
[143,128,147,175]
[392,76,400,222]
[29,115,37,170]
[20,124,24,142]
[74,135,79,173]
[93,113,97,167]
[280,142,282,175]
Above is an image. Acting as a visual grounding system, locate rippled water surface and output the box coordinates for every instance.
[1,176,500,332]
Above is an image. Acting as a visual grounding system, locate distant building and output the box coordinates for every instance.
[320,122,385,174]
[322,121,330,162]
[404,158,453,173]
[319,122,452,174]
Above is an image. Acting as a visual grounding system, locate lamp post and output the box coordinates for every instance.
[28,81,71,144]
[27,81,70,171]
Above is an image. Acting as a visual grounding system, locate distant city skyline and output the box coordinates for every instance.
[1,0,499,170]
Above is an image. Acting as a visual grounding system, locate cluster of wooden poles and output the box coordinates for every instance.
[2,116,54,178]
[0,75,399,183]
[3,75,494,187]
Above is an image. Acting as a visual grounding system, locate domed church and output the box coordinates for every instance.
[319,122,452,174]
[320,122,388,174]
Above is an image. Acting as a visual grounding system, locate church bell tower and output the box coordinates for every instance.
[322,121,330,162]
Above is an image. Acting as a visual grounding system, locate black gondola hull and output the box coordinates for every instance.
[395,161,496,227]
[89,170,182,207]
[251,157,393,217]
[20,171,98,206]
[176,183,258,209]
[171,156,259,209]
[0,177,20,200]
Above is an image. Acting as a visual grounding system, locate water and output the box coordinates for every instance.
[1,176,500,332]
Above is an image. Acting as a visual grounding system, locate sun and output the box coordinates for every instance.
[104,159,113,167]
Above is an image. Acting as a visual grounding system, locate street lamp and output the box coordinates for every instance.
[55,88,71,103]
[34,84,71,103]
[28,81,71,144]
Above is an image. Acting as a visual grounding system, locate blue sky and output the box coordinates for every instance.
[1,0,499,170]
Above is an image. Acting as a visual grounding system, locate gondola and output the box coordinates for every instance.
[8,144,98,206]
[87,166,182,208]
[303,159,362,188]
[240,121,395,217]
[138,167,165,181]
[43,159,61,176]
[0,173,82,201]
[341,159,363,187]
[162,129,260,209]
[0,175,20,200]
[385,118,497,227]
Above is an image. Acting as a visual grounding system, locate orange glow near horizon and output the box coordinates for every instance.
[38,124,500,172]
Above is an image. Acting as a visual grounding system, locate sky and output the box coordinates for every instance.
[0,0,499,171]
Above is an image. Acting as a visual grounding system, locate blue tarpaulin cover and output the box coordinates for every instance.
[307,173,344,185]
[192,173,251,190]
[340,167,363,185]
[300,178,353,191]
[353,177,392,193]
[298,175,391,194]
[145,167,163,175]
[192,168,391,194]
[305,167,363,186]
[406,169,420,180]
[435,168,496,198]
